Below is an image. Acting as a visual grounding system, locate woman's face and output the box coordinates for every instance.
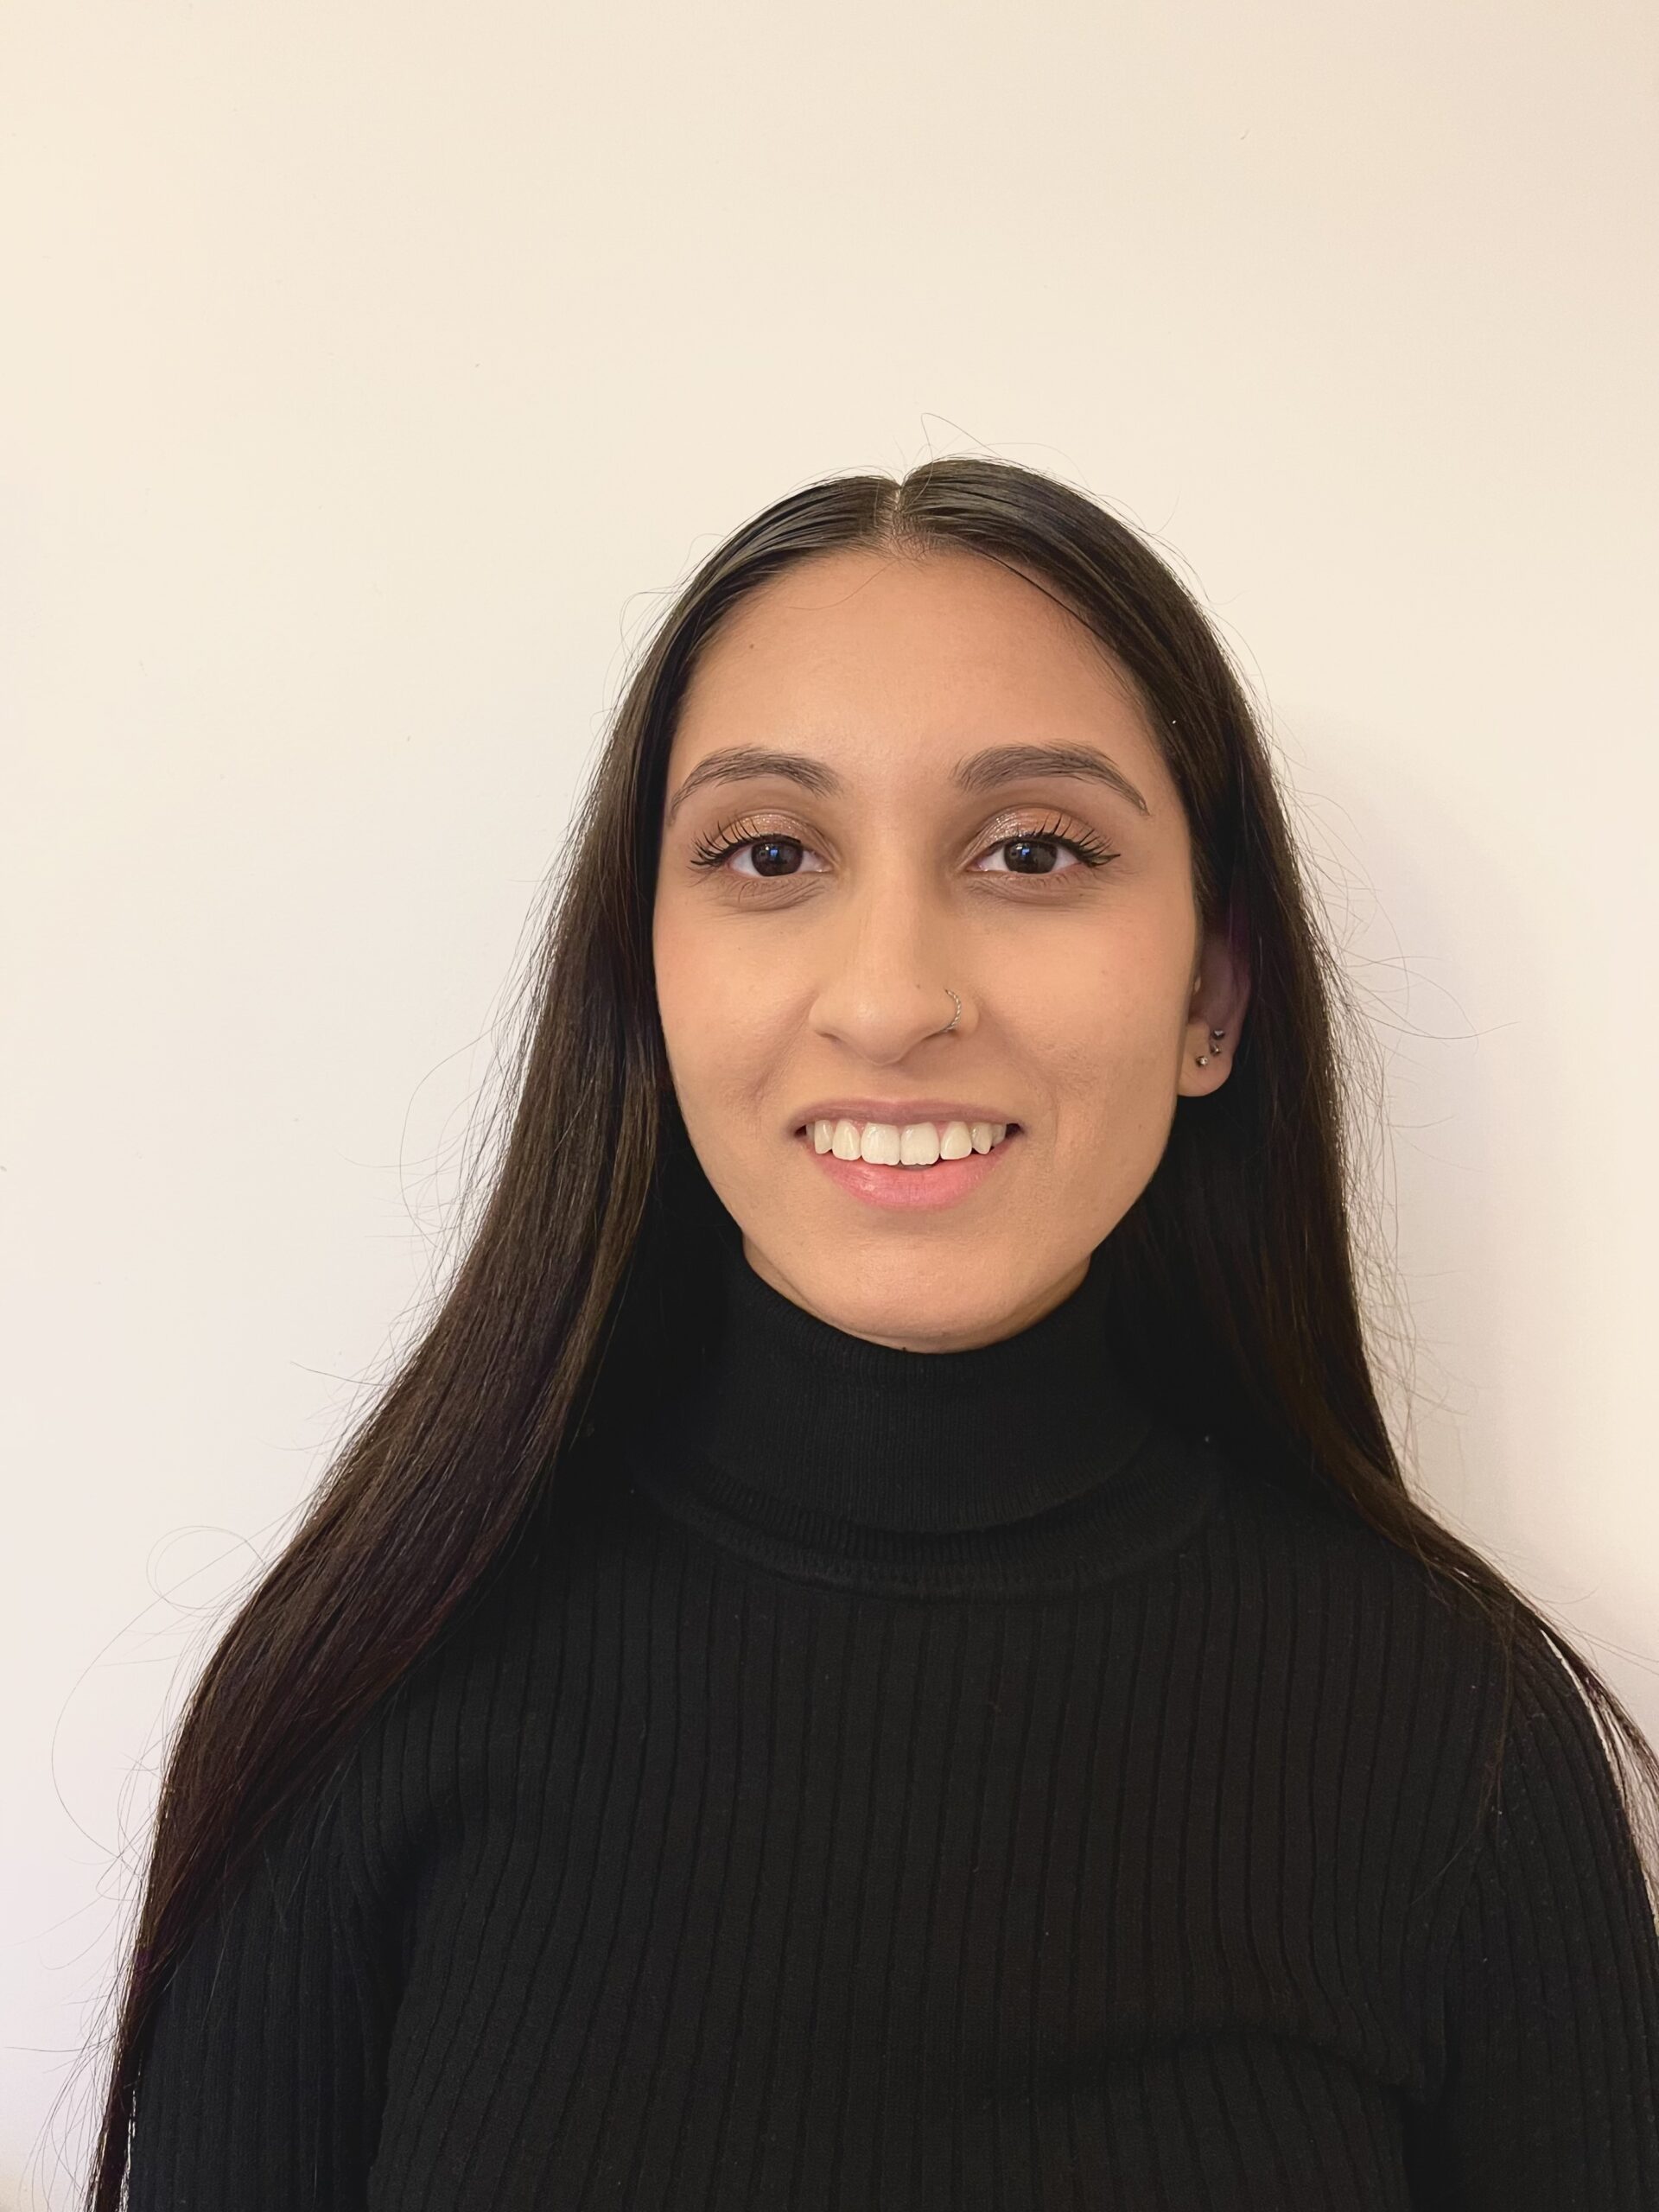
[652,545,1248,1351]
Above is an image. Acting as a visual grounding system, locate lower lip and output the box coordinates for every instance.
[795,1126,1022,1211]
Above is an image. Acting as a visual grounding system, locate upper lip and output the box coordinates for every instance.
[791,1097,1021,1133]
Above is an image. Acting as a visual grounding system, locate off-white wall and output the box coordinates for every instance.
[4,3,1656,2200]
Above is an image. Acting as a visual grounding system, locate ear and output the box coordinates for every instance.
[1178,916,1251,1096]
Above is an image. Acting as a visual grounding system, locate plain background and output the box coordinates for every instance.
[4,3,1656,2201]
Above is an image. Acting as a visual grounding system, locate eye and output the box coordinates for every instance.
[687,812,1122,886]
[971,817,1121,877]
[690,821,830,879]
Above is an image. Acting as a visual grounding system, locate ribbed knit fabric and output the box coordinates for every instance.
[126,1223,1659,2209]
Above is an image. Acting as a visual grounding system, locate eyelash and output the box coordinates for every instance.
[690,813,1122,886]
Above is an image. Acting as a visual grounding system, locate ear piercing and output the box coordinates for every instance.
[1196,1027,1226,1067]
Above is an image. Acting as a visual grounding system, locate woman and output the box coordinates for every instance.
[95,459,1659,2208]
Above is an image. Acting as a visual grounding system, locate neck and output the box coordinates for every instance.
[613,1212,1223,1599]
[693,1222,1147,1529]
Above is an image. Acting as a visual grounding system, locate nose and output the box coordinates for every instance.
[805,897,971,1060]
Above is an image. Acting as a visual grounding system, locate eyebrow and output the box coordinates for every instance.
[664,741,1152,829]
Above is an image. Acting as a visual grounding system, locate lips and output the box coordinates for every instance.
[798,1121,1021,1211]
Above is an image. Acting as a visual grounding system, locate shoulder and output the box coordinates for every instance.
[1201,1446,1503,1678]
[1192,1452,1544,1857]
[1201,1452,1653,1869]
[1465,1617,1653,1894]
[332,1468,613,1857]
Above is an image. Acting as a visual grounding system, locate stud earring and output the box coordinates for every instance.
[1196,1026,1226,1068]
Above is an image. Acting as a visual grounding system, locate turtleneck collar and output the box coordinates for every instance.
[615,1211,1222,1599]
[689,1216,1150,1529]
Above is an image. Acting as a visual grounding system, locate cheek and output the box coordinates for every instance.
[1007,909,1192,1070]
[1006,943,1179,1065]
[654,910,787,1105]
[1035,1012,1183,1168]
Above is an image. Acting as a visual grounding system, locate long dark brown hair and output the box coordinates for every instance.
[87,457,1659,2206]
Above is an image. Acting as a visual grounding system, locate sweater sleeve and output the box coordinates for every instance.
[124,1778,400,2210]
[1427,1643,1659,2207]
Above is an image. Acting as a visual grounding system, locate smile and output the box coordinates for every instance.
[799,1116,1017,1166]
[795,1121,1023,1212]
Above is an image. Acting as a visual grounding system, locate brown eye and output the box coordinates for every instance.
[971,817,1122,877]
[979,835,1084,876]
[689,812,1119,887]
[690,819,830,879]
[732,836,806,878]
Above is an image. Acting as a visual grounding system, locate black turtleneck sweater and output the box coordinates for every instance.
[127,1225,1659,2209]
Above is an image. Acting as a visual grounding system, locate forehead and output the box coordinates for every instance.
[671,546,1164,788]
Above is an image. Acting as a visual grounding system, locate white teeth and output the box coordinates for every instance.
[810,1117,1012,1164]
